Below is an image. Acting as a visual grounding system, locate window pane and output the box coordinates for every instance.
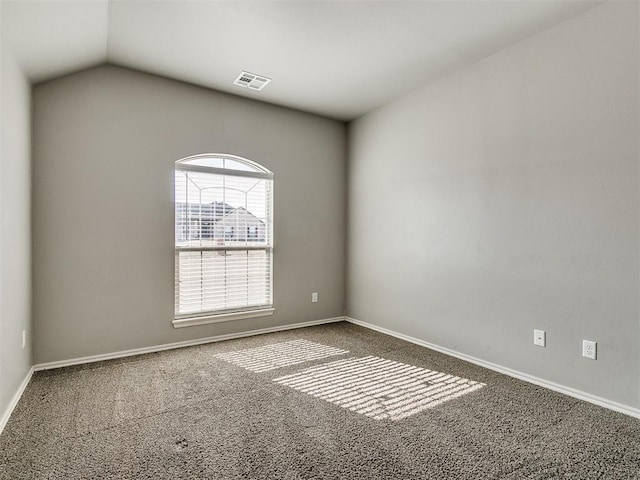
[175,171,271,248]
[174,156,273,318]
[223,158,257,172]
[175,249,271,315]
[179,155,268,174]
[181,156,225,169]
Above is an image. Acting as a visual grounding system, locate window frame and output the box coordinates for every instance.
[173,154,274,328]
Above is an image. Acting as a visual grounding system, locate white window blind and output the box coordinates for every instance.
[174,155,273,319]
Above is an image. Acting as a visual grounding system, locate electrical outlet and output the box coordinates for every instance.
[533,329,546,347]
[22,330,26,349]
[582,340,597,360]
[312,292,318,303]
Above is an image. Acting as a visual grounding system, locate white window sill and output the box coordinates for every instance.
[172,308,275,328]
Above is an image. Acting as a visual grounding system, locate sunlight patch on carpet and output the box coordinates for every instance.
[213,339,349,372]
[273,356,485,420]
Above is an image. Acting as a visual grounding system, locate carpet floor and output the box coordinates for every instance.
[1,321,639,479]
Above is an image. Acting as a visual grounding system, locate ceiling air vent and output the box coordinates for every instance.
[233,71,271,91]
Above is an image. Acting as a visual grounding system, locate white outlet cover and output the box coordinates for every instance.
[312,292,318,303]
[582,340,597,360]
[533,329,546,347]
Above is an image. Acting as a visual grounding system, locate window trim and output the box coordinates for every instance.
[174,153,274,327]
[172,307,275,328]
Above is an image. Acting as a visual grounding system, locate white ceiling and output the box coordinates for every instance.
[1,0,602,121]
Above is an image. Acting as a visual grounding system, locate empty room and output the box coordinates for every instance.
[1,0,639,478]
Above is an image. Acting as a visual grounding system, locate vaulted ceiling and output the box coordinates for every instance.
[1,0,601,120]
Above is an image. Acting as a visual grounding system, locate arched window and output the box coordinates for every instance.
[174,154,274,326]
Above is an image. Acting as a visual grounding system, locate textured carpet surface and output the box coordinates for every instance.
[1,322,639,479]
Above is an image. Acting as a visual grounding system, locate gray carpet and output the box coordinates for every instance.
[1,322,639,479]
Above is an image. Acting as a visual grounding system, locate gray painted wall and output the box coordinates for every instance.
[33,65,346,364]
[0,30,32,418]
[347,2,639,408]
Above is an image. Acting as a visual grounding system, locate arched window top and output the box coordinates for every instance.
[176,154,272,179]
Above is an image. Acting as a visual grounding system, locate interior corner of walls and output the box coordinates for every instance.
[31,67,348,361]
[345,0,640,414]
[0,367,34,436]
[0,22,36,428]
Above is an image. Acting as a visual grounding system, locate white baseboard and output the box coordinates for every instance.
[345,316,640,420]
[34,316,346,371]
[0,367,34,436]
